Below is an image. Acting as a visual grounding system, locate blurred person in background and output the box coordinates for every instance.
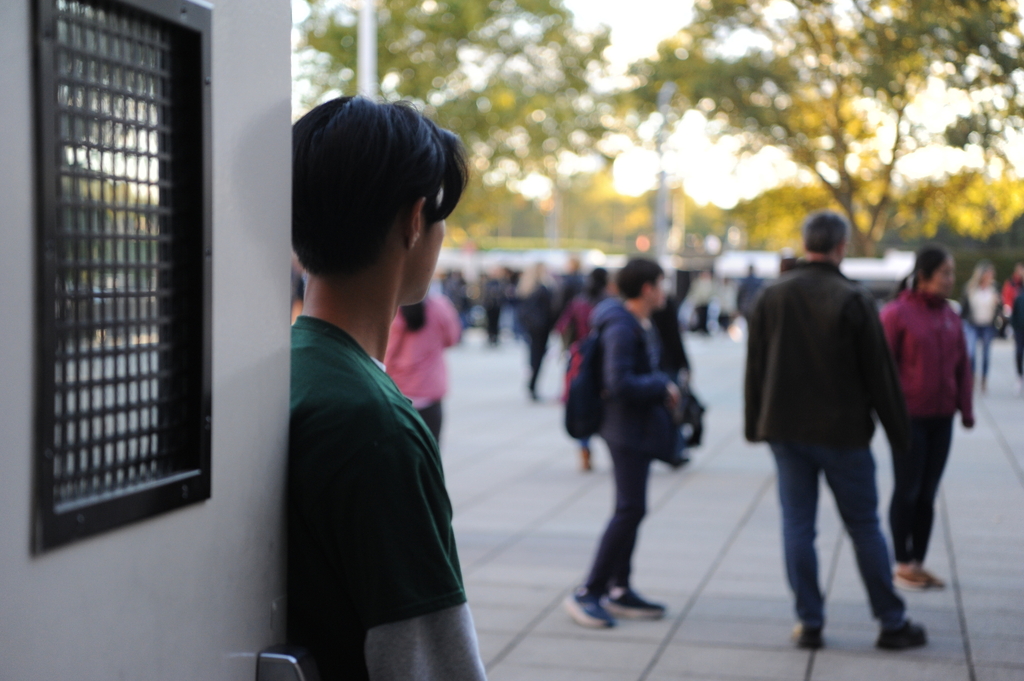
[1011,283,1024,395]
[737,264,764,320]
[555,267,610,470]
[961,260,999,393]
[557,256,586,316]
[652,279,691,383]
[503,268,523,340]
[385,293,463,443]
[1001,262,1024,317]
[517,262,557,401]
[686,270,715,334]
[880,245,973,592]
[481,270,506,347]
[652,278,694,468]
[442,270,471,329]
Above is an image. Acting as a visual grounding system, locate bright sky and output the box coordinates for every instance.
[562,0,695,71]
[562,0,799,207]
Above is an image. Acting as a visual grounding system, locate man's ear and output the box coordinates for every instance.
[401,197,429,250]
[835,239,848,262]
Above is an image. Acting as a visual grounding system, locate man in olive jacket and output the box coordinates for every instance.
[744,211,926,652]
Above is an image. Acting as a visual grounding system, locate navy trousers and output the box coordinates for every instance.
[584,445,651,595]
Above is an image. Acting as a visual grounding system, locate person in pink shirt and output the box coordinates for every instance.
[385,293,462,443]
[880,245,974,592]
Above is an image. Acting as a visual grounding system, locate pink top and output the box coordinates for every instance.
[880,289,974,424]
[385,294,462,408]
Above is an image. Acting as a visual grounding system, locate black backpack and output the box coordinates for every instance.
[564,327,604,439]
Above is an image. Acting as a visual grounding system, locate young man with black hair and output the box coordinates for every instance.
[565,258,681,628]
[288,97,487,681]
[745,210,926,651]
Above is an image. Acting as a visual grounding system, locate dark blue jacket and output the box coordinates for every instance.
[591,298,675,458]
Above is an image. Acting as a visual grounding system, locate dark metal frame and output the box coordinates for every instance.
[32,0,212,552]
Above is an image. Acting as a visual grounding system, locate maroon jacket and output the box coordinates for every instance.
[880,289,974,424]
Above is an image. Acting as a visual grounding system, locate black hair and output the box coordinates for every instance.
[912,245,952,290]
[894,244,953,294]
[616,259,663,299]
[399,301,426,332]
[585,267,608,302]
[802,211,850,254]
[292,97,469,276]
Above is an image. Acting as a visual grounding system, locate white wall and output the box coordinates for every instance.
[0,1,293,678]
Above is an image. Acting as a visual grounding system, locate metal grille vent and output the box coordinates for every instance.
[35,0,211,550]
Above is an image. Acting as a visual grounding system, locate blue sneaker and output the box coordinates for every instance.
[564,588,616,628]
[603,588,666,620]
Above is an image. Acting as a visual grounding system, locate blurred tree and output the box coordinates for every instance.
[897,171,1024,241]
[729,183,837,251]
[447,181,543,245]
[296,0,612,191]
[629,0,1024,255]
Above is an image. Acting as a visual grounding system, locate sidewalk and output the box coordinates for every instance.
[441,330,1024,681]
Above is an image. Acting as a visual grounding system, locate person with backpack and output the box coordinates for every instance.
[556,268,609,471]
[564,259,680,629]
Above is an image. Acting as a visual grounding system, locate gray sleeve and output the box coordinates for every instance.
[364,603,488,681]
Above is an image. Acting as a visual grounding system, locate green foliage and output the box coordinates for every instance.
[445,167,726,253]
[297,0,612,184]
[898,172,1024,241]
[728,183,838,251]
[628,0,1024,254]
[446,180,543,245]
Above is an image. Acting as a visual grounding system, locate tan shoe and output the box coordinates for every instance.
[917,567,946,589]
[579,446,592,472]
[894,564,929,591]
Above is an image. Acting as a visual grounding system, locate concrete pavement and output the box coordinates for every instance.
[440,329,1024,681]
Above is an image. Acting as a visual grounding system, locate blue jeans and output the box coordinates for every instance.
[964,322,996,379]
[770,442,905,630]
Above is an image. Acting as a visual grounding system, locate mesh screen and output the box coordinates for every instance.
[48,0,193,510]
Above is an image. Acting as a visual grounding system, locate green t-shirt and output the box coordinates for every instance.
[287,316,466,681]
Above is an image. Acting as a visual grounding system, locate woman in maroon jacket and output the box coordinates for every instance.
[881,245,974,591]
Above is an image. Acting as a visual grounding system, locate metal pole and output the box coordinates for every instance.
[357,0,378,99]
[654,81,676,259]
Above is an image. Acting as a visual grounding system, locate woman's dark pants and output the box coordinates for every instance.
[527,329,549,395]
[584,445,651,596]
[485,305,502,345]
[1015,331,1024,377]
[889,416,953,564]
[416,401,443,444]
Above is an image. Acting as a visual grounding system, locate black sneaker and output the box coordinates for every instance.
[876,619,927,650]
[792,623,823,649]
[603,588,666,620]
